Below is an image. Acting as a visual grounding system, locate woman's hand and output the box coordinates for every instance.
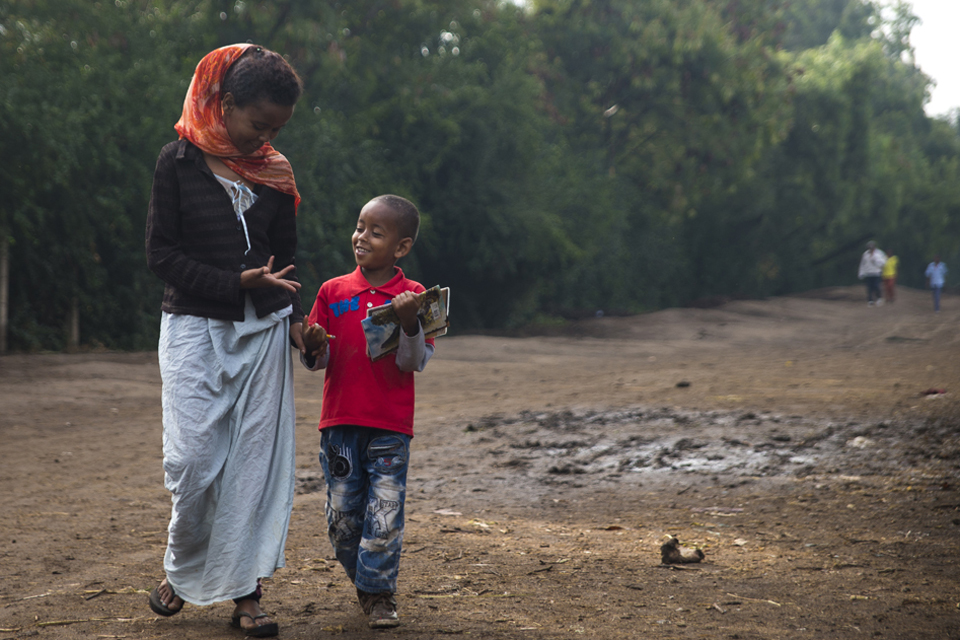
[289,321,306,354]
[240,256,301,293]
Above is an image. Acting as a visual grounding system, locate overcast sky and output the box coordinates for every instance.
[907,0,959,117]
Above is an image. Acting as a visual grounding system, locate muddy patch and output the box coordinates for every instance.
[464,407,959,486]
[295,407,960,496]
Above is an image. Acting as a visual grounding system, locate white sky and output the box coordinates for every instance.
[907,0,960,117]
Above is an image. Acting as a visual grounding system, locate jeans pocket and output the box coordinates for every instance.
[367,435,409,476]
[323,441,356,481]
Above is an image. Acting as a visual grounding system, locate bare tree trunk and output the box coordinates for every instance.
[0,235,7,355]
[68,295,80,353]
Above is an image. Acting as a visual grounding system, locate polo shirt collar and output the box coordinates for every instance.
[344,266,408,295]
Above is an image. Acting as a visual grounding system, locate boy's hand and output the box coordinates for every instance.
[392,290,422,336]
[302,320,329,357]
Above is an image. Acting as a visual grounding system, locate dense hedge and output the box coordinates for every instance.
[1,0,957,350]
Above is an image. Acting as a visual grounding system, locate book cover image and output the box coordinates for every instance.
[361,286,449,361]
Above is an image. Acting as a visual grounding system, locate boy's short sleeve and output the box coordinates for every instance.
[309,282,330,329]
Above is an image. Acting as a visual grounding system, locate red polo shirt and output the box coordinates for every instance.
[307,267,432,436]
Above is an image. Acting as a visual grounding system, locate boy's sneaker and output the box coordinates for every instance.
[357,589,400,629]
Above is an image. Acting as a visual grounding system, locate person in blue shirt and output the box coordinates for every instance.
[924,255,948,312]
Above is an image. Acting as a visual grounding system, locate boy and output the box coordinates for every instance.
[301,194,434,628]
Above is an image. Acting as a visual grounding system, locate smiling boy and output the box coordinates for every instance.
[300,195,433,628]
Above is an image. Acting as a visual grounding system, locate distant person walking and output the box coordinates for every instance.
[925,255,948,313]
[857,241,887,306]
[882,251,899,302]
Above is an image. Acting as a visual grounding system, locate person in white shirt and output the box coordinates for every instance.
[857,241,887,306]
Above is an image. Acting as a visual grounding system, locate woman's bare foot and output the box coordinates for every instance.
[148,578,184,616]
[157,579,183,611]
[232,599,278,636]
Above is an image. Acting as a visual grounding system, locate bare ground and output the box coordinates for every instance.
[1,285,959,640]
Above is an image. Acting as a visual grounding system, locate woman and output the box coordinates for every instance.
[145,44,307,637]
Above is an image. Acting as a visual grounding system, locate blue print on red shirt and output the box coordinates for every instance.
[329,296,360,318]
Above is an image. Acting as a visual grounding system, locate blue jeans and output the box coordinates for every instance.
[319,427,410,594]
[933,286,942,311]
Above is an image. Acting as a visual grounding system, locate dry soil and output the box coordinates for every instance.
[1,285,958,640]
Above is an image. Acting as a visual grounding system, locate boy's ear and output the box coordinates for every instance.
[394,237,413,260]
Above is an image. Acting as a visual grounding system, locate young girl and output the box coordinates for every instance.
[145,44,306,638]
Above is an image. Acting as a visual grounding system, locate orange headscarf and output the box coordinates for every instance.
[175,43,301,211]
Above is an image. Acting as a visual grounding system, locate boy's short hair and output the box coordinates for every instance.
[373,195,420,242]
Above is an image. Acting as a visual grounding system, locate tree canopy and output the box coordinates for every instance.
[1,0,958,351]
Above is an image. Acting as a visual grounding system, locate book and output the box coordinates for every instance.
[361,286,450,361]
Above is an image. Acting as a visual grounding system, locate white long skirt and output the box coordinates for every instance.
[158,298,295,605]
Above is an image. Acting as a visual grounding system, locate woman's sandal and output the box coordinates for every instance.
[148,581,183,617]
[230,611,279,638]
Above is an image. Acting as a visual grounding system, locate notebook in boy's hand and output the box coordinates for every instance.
[361,286,450,361]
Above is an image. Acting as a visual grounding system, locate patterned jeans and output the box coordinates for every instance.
[319,426,410,594]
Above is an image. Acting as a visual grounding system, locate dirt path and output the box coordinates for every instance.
[1,286,958,639]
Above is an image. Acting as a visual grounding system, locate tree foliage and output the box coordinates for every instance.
[1,0,958,350]
[777,0,879,51]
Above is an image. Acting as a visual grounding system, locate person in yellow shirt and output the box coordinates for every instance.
[882,252,899,303]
